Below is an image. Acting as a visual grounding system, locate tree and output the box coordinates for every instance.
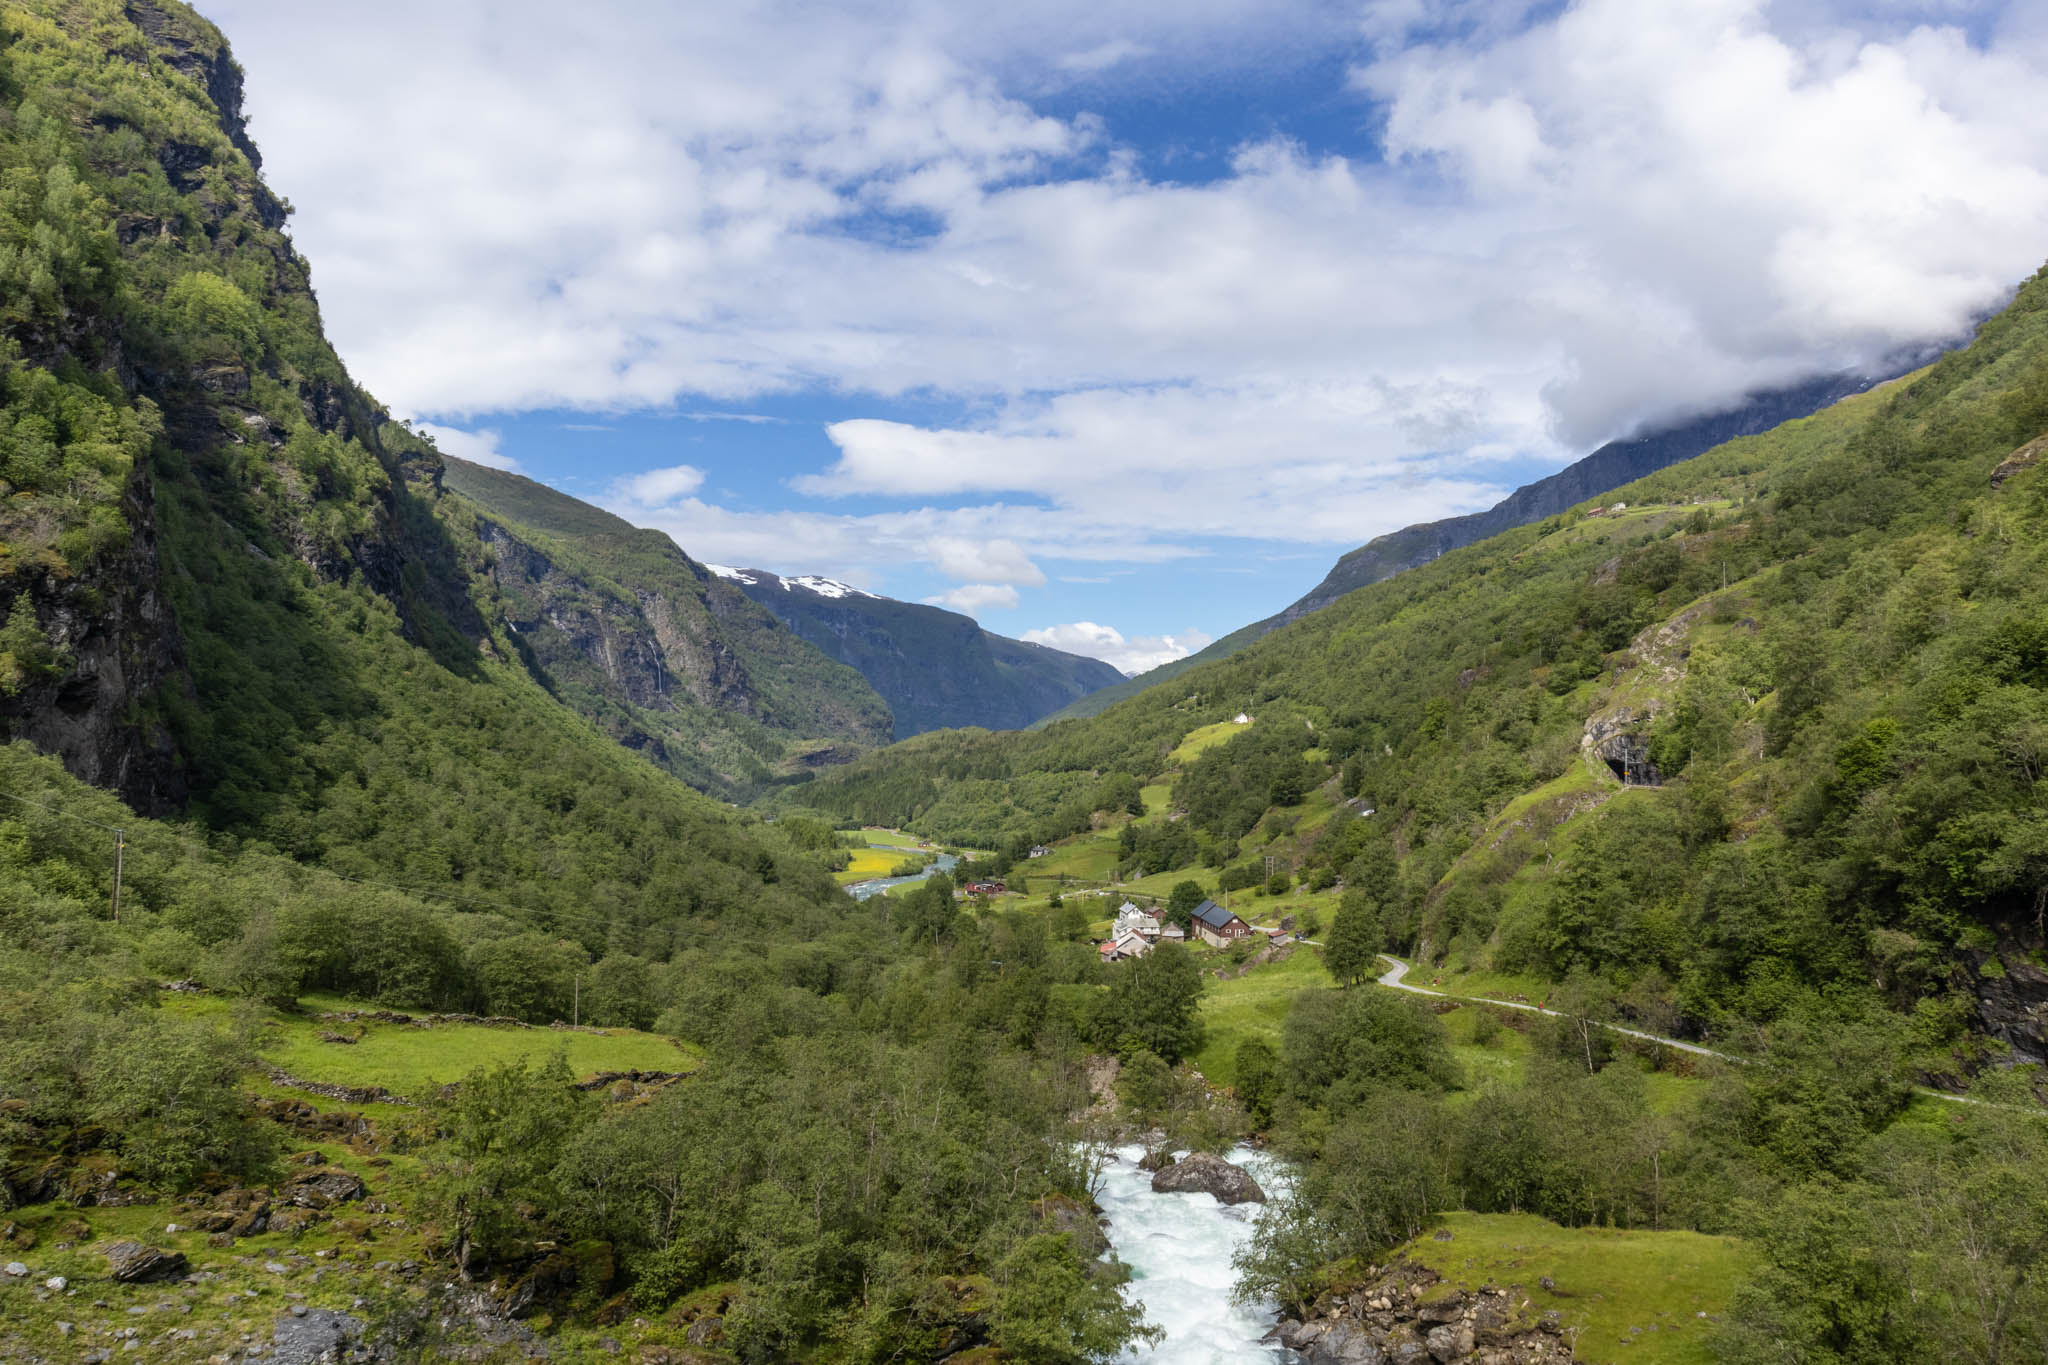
[1165,880,1206,930]
[427,1054,594,1272]
[1092,944,1204,1064]
[1234,1037,1280,1129]
[991,1234,1159,1363]
[1323,888,1383,985]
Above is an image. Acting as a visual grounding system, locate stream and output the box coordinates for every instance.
[1096,1145,1298,1365]
[847,847,957,900]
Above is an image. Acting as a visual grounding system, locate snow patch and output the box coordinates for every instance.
[787,575,874,599]
[706,564,757,585]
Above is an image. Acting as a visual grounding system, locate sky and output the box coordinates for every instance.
[204,0,2048,675]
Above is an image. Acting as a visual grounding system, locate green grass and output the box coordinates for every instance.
[1192,947,1333,1085]
[164,993,696,1099]
[855,828,927,849]
[1405,1212,1749,1365]
[1168,718,1251,766]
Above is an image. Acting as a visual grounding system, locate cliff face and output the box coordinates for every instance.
[713,567,1127,738]
[444,459,892,793]
[0,0,885,826]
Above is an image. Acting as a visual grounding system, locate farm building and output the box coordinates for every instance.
[1100,927,1153,962]
[1190,899,1253,949]
[1113,902,1159,941]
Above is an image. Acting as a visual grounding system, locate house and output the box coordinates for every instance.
[1100,928,1152,962]
[1027,845,1052,858]
[959,880,1007,897]
[1234,712,1252,724]
[1158,923,1186,944]
[1113,902,1159,941]
[1190,899,1253,949]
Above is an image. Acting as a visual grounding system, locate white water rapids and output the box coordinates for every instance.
[1095,1145,1298,1365]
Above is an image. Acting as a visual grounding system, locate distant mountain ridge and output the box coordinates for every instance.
[439,457,893,793]
[711,566,1127,739]
[1034,368,1920,726]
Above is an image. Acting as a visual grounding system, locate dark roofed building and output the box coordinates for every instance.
[1190,899,1252,949]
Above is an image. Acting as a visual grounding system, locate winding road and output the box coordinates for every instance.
[1371,953,2030,1111]
[1374,954,1733,1060]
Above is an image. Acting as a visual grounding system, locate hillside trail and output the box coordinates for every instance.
[1374,954,1730,1059]
[1371,953,2013,1111]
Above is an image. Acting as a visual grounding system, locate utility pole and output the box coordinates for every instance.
[110,829,124,922]
[572,972,580,1027]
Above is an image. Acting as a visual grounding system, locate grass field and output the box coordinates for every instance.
[164,992,697,1098]
[1406,1212,1748,1365]
[1168,718,1251,766]
[1193,947,1333,1085]
[835,846,911,884]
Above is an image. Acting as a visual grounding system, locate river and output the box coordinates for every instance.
[1096,1145,1297,1365]
[847,847,957,900]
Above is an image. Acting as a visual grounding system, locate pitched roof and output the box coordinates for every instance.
[1192,899,1242,930]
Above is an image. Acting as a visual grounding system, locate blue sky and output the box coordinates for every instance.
[208,0,2048,672]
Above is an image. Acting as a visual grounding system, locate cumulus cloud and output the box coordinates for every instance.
[1022,622,1215,676]
[211,0,2048,592]
[923,584,1021,613]
[417,423,517,471]
[615,465,707,503]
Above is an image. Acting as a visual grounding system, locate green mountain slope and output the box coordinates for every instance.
[788,266,2048,1062]
[712,564,1126,738]
[0,0,839,908]
[439,457,892,795]
[1032,371,1906,729]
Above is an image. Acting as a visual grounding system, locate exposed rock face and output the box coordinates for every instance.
[1991,433,2046,490]
[1965,935,2048,1067]
[1272,1259,1575,1364]
[1148,1152,1266,1205]
[102,1240,187,1283]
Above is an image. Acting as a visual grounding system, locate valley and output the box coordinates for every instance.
[1,2,2046,1363]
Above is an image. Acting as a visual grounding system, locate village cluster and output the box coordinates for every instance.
[1096,897,1291,961]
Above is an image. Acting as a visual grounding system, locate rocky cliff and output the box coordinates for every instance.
[713,566,1126,738]
[444,458,891,794]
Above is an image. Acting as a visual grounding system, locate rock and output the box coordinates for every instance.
[1425,1322,1475,1361]
[102,1242,187,1283]
[1032,1194,1109,1261]
[3,1260,25,1276]
[686,1314,726,1346]
[1305,1318,1384,1363]
[1991,434,2047,491]
[46,1275,67,1290]
[263,1307,364,1365]
[1136,1149,1175,1173]
[1148,1151,1267,1205]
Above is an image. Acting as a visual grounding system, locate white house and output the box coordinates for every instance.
[1113,902,1159,941]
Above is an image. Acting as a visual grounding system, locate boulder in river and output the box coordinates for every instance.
[1148,1151,1266,1205]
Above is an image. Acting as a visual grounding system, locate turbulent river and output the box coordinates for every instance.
[1096,1145,1298,1365]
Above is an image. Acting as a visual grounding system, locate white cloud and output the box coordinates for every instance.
[616,464,707,503]
[416,423,517,471]
[923,584,1021,613]
[1022,621,1214,675]
[1058,39,1151,73]
[925,536,1046,585]
[208,0,2048,585]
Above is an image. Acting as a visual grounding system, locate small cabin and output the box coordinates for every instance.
[960,880,1007,897]
[1027,845,1052,858]
[1190,899,1253,949]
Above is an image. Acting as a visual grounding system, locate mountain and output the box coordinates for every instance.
[438,456,891,792]
[789,262,2048,1060]
[0,0,849,895]
[1034,369,1919,726]
[709,565,1127,738]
